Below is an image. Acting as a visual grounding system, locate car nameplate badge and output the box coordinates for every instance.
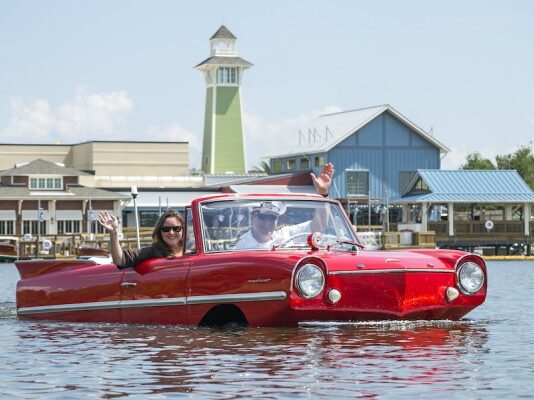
[248,278,271,284]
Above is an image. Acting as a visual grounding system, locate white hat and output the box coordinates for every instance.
[254,201,287,217]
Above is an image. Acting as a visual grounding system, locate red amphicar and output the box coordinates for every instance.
[15,194,487,327]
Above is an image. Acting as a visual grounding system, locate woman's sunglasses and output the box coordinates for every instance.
[161,226,183,233]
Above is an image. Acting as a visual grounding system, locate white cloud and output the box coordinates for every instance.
[2,87,134,143]
[3,98,54,140]
[243,105,342,170]
[1,87,201,170]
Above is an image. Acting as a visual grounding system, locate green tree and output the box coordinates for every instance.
[460,152,496,170]
[250,161,271,174]
[496,144,534,190]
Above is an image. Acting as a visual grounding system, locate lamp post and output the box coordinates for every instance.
[131,186,140,248]
[368,189,372,232]
[87,198,93,237]
[385,189,390,232]
[36,199,43,257]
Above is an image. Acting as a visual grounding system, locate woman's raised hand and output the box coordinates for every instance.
[98,211,119,233]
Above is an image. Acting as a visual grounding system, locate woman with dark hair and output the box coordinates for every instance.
[98,209,184,269]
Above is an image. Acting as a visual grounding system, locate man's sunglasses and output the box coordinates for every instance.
[255,214,278,222]
[161,226,183,233]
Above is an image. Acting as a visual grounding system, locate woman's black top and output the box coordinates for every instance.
[117,242,170,269]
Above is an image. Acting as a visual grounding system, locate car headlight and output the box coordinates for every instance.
[295,264,325,298]
[457,261,484,294]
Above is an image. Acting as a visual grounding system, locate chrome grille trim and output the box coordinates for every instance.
[329,268,454,275]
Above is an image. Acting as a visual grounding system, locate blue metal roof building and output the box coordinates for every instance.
[266,104,533,252]
[394,170,534,204]
[390,169,534,243]
[267,105,449,202]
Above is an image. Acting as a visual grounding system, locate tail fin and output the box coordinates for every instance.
[15,259,98,280]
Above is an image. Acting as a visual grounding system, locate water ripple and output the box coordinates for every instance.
[0,262,533,398]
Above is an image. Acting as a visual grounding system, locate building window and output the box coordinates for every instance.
[0,220,14,235]
[272,160,283,173]
[314,155,324,167]
[410,177,429,193]
[57,220,81,234]
[30,177,62,190]
[346,170,369,197]
[286,159,296,171]
[399,171,417,194]
[217,67,238,84]
[204,156,209,167]
[23,221,47,235]
[300,158,310,170]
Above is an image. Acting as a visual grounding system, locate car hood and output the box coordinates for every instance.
[317,249,463,273]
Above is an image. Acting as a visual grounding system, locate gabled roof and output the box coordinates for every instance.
[392,169,534,203]
[195,55,253,69]
[210,25,236,40]
[0,159,90,177]
[266,105,450,159]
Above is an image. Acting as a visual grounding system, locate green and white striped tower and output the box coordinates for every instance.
[195,26,252,174]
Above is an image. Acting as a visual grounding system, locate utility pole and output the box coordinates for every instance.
[131,186,140,248]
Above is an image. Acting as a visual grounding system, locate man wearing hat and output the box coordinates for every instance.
[234,163,334,250]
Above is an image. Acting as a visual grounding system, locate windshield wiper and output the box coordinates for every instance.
[328,238,364,251]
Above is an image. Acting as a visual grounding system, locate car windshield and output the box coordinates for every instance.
[199,198,360,253]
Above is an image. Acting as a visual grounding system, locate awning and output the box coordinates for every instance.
[88,209,115,221]
[55,210,83,220]
[21,210,50,221]
[0,210,16,220]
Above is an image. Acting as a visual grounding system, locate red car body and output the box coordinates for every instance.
[16,194,487,327]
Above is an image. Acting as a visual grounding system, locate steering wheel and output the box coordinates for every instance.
[275,232,311,248]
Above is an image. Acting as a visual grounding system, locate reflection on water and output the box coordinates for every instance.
[1,262,533,398]
[1,316,490,398]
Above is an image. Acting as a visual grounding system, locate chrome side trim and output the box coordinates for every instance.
[17,291,286,315]
[119,297,187,308]
[187,291,287,304]
[329,268,454,275]
[18,300,122,315]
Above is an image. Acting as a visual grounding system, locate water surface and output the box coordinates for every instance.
[1,261,533,398]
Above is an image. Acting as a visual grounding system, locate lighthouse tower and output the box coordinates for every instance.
[195,25,252,174]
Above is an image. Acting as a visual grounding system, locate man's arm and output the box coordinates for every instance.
[309,163,334,230]
[310,163,334,196]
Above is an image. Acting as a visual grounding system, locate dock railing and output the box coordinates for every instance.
[16,228,156,259]
[429,220,533,243]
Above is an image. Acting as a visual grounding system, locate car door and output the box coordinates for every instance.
[119,257,190,324]
[119,208,196,324]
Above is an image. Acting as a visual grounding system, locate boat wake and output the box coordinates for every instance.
[299,319,474,330]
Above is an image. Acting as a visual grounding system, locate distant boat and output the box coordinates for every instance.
[78,246,109,258]
[77,246,112,264]
[0,236,18,263]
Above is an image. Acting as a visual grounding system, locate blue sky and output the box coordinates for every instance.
[1,0,533,170]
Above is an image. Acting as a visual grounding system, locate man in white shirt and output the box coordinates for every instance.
[234,163,334,250]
